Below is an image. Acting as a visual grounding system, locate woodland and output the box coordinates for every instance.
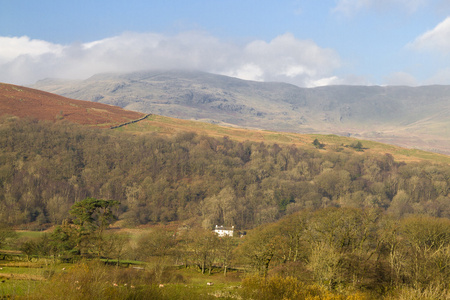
[2,116,450,228]
[2,116,450,299]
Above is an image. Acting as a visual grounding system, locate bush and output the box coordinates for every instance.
[239,275,368,300]
[386,284,450,300]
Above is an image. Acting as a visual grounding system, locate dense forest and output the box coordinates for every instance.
[1,116,450,230]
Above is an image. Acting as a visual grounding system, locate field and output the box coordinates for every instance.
[0,226,244,299]
[0,254,243,299]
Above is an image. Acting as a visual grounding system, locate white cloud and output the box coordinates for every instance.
[0,36,63,64]
[235,33,341,86]
[0,32,341,87]
[384,71,418,86]
[308,76,341,87]
[333,0,427,15]
[335,74,371,86]
[225,64,264,82]
[424,68,450,85]
[408,17,450,54]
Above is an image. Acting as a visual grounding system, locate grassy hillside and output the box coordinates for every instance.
[119,114,450,164]
[0,82,145,127]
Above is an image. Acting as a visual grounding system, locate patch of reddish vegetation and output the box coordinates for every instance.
[0,83,146,127]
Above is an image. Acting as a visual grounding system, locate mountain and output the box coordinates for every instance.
[0,82,146,127]
[32,71,450,154]
[2,80,448,164]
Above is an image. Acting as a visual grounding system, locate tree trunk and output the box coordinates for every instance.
[263,255,273,278]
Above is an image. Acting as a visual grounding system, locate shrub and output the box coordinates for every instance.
[239,275,368,300]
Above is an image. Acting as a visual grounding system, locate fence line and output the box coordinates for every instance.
[110,114,151,129]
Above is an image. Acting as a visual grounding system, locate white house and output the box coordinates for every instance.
[214,225,234,237]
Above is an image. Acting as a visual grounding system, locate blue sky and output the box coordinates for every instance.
[1,0,450,87]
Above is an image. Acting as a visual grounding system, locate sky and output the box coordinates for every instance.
[1,0,450,87]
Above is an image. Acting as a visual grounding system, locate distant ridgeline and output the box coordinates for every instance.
[32,70,450,154]
[110,114,151,129]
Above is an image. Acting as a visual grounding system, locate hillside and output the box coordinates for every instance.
[3,115,450,230]
[119,114,450,165]
[32,71,450,154]
[2,81,448,164]
[0,82,146,127]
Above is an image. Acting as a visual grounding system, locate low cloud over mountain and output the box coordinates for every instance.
[0,32,340,87]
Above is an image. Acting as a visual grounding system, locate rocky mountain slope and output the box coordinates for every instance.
[32,71,450,154]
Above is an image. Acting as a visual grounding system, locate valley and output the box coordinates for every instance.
[1,81,450,299]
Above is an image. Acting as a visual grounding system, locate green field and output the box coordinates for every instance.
[0,257,243,299]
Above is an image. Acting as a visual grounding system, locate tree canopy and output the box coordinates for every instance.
[1,117,450,231]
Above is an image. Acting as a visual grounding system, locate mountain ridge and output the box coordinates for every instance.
[31,70,450,154]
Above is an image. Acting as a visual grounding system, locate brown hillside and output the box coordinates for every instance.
[0,83,145,127]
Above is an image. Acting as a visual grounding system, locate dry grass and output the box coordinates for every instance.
[0,82,145,127]
[0,272,45,281]
[121,115,450,165]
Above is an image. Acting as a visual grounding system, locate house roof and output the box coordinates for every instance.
[215,225,234,231]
